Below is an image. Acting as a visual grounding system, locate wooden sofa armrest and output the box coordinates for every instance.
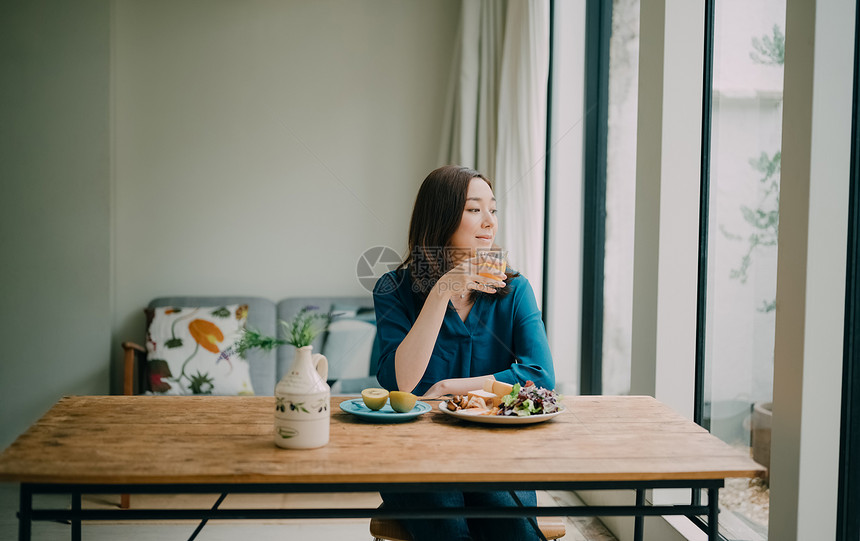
[121,340,147,512]
[122,342,146,396]
[123,341,146,352]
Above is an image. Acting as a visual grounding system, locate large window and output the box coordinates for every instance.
[602,0,639,396]
[546,0,586,395]
[594,0,783,537]
[567,1,859,539]
[702,0,785,537]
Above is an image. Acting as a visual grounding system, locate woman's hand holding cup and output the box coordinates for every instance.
[436,254,506,299]
[476,249,507,281]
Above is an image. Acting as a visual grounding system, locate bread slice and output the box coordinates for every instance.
[481,379,515,396]
[491,380,514,397]
[468,389,501,407]
[471,379,516,407]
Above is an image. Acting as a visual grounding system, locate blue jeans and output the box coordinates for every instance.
[379,490,541,541]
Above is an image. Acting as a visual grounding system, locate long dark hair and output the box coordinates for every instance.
[398,165,517,300]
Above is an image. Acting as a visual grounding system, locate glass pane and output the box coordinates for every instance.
[705,0,785,537]
[603,0,640,395]
[545,0,587,395]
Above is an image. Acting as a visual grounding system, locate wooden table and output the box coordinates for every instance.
[0,395,764,541]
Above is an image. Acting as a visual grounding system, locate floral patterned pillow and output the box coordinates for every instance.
[145,305,254,395]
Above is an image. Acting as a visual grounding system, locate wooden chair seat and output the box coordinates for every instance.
[370,515,566,540]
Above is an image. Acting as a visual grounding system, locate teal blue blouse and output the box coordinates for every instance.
[373,268,555,395]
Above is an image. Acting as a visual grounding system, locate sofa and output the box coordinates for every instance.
[123,295,380,397]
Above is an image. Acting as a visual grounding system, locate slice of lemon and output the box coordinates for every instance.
[389,391,418,413]
[361,388,389,411]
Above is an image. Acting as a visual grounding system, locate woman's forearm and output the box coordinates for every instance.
[422,375,496,398]
[393,284,451,392]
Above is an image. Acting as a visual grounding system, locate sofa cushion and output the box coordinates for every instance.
[324,316,376,380]
[145,304,254,395]
[147,297,277,395]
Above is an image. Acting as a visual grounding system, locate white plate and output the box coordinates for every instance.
[438,401,566,425]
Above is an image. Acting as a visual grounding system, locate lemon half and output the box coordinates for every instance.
[361,388,389,411]
[389,391,418,413]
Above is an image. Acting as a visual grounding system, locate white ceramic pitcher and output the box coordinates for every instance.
[273,345,330,449]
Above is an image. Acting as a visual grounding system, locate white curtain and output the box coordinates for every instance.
[439,0,550,306]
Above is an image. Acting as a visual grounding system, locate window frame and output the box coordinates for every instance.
[837,1,860,536]
[579,0,613,396]
[692,0,716,432]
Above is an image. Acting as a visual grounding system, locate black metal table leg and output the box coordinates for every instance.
[708,487,719,541]
[187,493,227,541]
[633,488,645,541]
[509,491,548,541]
[71,492,81,541]
[18,484,32,541]
[14,478,727,538]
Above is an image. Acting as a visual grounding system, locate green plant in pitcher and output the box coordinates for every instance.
[279,306,333,348]
[234,306,333,358]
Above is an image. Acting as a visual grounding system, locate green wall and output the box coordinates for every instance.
[0,0,112,450]
[0,0,458,450]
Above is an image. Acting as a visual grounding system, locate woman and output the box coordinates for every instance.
[373,165,555,541]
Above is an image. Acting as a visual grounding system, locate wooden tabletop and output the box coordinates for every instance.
[0,395,764,486]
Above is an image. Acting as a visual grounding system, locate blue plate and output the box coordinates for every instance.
[339,398,431,422]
